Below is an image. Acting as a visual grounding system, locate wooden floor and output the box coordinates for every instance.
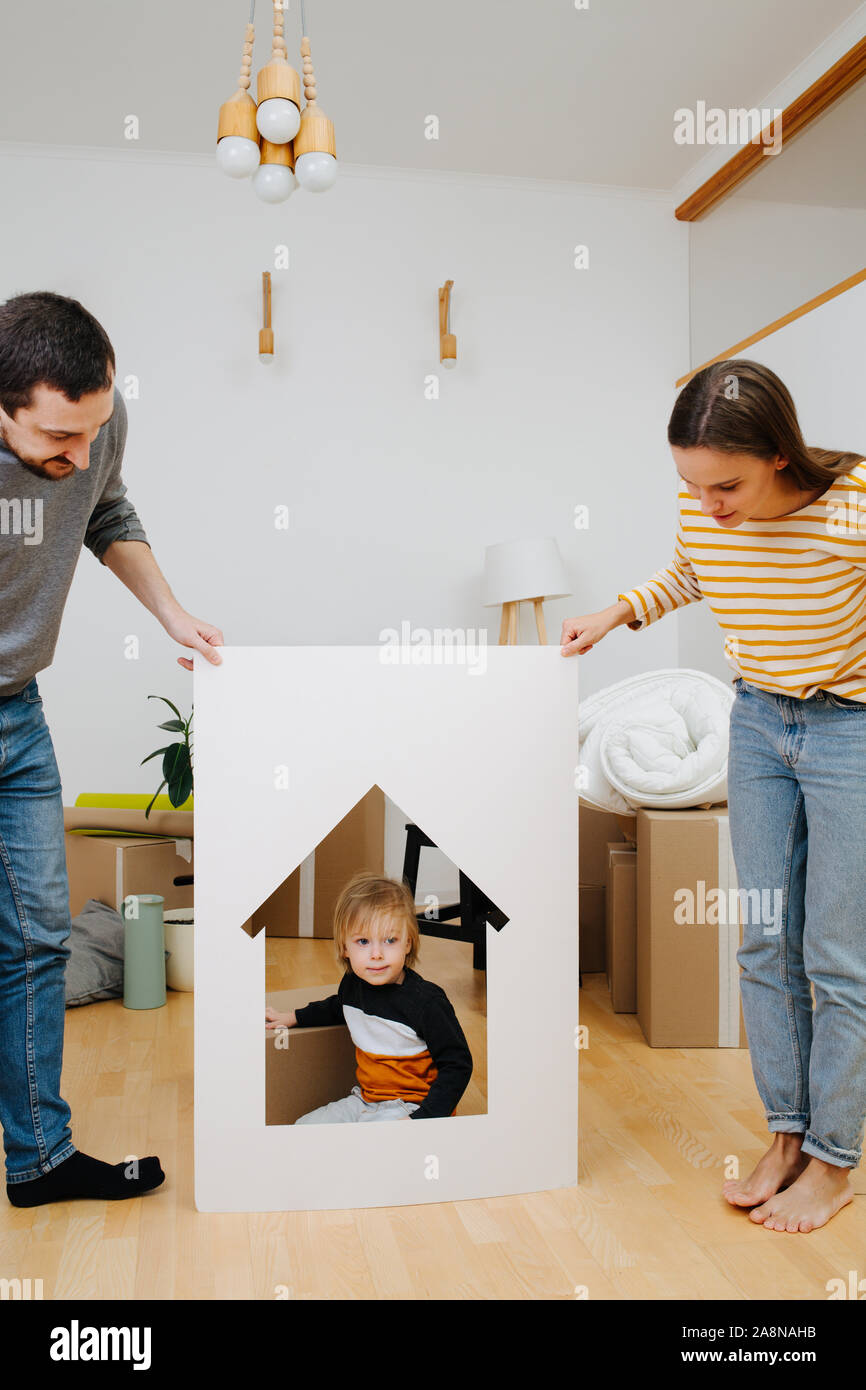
[2,944,863,1300]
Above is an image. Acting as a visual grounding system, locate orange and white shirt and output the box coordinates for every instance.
[618,460,866,702]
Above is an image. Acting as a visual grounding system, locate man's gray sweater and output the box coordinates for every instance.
[0,387,149,696]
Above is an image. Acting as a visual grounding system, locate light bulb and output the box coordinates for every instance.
[295,151,338,192]
[441,356,457,370]
[256,98,301,143]
[216,136,261,178]
[252,164,297,204]
[258,352,274,365]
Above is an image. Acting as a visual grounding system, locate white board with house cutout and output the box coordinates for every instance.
[193,646,579,1212]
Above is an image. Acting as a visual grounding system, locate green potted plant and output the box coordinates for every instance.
[141,696,194,991]
[141,696,193,818]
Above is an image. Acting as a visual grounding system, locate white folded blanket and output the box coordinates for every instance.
[579,668,734,814]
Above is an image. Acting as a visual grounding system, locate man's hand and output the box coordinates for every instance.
[162,608,224,671]
[100,542,224,672]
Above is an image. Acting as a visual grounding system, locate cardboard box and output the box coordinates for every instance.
[580,802,630,884]
[578,883,606,972]
[265,983,357,1125]
[63,806,194,918]
[606,841,637,1012]
[636,808,747,1048]
[578,803,635,974]
[256,787,385,938]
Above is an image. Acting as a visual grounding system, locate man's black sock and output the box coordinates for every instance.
[6,1151,165,1208]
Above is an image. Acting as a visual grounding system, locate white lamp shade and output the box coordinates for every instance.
[483,536,571,607]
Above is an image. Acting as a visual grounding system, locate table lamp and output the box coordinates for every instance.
[483,537,571,644]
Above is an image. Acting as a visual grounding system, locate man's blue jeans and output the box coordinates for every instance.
[0,678,75,1183]
[728,676,866,1169]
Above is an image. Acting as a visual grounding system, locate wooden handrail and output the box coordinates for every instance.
[676,266,866,386]
[675,37,866,222]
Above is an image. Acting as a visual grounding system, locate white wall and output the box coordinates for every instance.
[745,278,866,448]
[0,146,689,818]
[689,196,866,369]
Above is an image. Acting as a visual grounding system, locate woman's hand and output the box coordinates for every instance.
[265,1007,296,1029]
[560,610,613,656]
[560,601,635,656]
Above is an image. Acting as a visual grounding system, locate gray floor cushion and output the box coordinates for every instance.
[65,898,125,1007]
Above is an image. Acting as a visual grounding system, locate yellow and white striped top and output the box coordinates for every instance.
[618,460,866,702]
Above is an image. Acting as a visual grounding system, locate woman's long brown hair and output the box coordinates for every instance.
[668,359,863,489]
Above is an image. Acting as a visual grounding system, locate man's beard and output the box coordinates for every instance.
[0,423,71,481]
[17,457,73,481]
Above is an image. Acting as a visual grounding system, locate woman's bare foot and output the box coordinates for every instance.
[748,1157,853,1233]
[722,1133,808,1207]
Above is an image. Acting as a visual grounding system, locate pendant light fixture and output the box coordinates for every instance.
[217,0,337,201]
[216,7,261,178]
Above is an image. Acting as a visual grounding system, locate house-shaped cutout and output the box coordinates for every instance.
[193,646,578,1212]
[242,781,509,949]
[240,781,507,1125]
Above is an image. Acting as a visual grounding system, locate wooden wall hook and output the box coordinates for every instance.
[259,271,274,358]
[439,279,456,366]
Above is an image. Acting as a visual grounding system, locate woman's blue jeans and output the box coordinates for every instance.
[728,676,866,1169]
[0,679,76,1182]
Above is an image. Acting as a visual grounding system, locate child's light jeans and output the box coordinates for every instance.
[728,676,866,1168]
[294,1084,420,1124]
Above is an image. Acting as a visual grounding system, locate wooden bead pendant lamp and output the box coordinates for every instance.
[216,0,337,203]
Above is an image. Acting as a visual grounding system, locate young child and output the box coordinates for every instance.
[264,871,473,1123]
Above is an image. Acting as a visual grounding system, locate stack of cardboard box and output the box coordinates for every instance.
[586,800,748,1048]
[64,804,194,918]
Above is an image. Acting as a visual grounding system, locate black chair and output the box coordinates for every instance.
[401,824,507,971]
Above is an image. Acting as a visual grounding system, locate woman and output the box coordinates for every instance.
[561,358,865,1234]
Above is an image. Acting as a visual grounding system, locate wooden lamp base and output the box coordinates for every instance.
[498,597,547,645]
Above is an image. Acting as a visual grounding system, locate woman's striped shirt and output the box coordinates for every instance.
[617,459,866,702]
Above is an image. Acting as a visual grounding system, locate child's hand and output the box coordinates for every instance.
[265,1007,296,1029]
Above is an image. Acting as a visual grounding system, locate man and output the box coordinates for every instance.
[0,291,223,1207]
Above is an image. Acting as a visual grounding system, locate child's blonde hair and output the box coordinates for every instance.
[333,872,420,974]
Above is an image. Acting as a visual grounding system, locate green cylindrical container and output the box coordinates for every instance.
[122,894,166,1010]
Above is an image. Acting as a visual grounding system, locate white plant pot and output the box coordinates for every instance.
[163,908,194,992]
